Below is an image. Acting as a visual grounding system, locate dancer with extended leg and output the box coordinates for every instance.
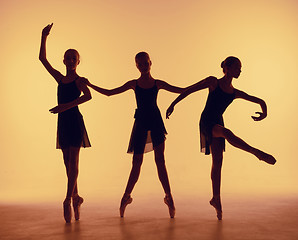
[166,56,276,220]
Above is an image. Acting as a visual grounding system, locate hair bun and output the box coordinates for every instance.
[221,61,225,68]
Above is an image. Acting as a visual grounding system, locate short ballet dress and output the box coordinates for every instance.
[199,81,235,155]
[56,79,91,149]
[127,81,167,154]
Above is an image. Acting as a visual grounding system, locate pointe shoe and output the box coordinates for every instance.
[119,195,133,217]
[255,150,276,165]
[73,195,84,221]
[164,195,175,218]
[63,199,72,223]
[209,197,222,220]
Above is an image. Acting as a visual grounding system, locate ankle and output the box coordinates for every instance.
[165,193,173,199]
[64,197,71,204]
[123,193,131,199]
[212,194,220,200]
[72,193,79,199]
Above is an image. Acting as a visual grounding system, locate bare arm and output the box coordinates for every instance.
[39,23,63,82]
[156,80,186,93]
[83,79,135,96]
[49,78,92,114]
[235,89,267,121]
[166,76,217,118]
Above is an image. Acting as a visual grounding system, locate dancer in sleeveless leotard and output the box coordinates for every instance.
[167,56,276,220]
[39,23,91,223]
[84,52,187,218]
[127,80,167,154]
[199,81,236,155]
[57,79,90,149]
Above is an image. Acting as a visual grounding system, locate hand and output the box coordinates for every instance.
[251,111,267,121]
[49,104,68,114]
[166,105,174,119]
[42,23,53,37]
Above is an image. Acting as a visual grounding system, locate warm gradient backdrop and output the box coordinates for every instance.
[1,0,297,203]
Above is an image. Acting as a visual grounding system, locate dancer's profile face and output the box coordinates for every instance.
[228,60,242,79]
[63,51,80,70]
[136,56,151,74]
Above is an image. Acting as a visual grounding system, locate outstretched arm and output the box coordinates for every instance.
[235,89,267,121]
[49,78,92,114]
[166,76,216,119]
[157,80,186,93]
[39,23,63,82]
[83,79,135,96]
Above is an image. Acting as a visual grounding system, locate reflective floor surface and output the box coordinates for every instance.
[1,196,297,240]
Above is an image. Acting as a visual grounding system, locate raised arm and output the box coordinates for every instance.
[39,23,63,82]
[49,78,92,114]
[235,89,267,121]
[166,76,216,118]
[84,79,135,96]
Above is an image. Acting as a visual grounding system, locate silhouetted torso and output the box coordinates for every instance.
[58,80,80,112]
[127,80,167,154]
[56,79,91,149]
[199,81,235,154]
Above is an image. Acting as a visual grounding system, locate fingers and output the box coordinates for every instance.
[166,109,172,119]
[251,112,265,121]
[42,23,53,36]
[47,23,53,32]
[49,106,58,114]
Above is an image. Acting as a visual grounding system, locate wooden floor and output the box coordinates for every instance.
[1,196,297,240]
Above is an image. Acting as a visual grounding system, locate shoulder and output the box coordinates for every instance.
[234,88,248,99]
[205,76,217,84]
[75,77,90,91]
[75,76,87,86]
[204,76,218,90]
[126,79,137,89]
[76,76,86,83]
[155,79,166,89]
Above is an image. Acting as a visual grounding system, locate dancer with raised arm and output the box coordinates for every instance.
[166,56,276,220]
[39,23,92,223]
[85,52,186,218]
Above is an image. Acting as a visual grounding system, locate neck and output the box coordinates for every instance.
[139,72,152,80]
[221,75,233,85]
[66,68,77,77]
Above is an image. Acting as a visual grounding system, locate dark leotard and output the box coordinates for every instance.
[127,80,167,154]
[199,80,235,155]
[56,78,91,149]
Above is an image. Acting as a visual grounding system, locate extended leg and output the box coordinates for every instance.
[154,142,171,195]
[120,154,143,217]
[154,142,175,218]
[212,125,276,165]
[124,154,143,195]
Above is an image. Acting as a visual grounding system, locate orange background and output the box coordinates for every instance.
[0,0,297,203]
